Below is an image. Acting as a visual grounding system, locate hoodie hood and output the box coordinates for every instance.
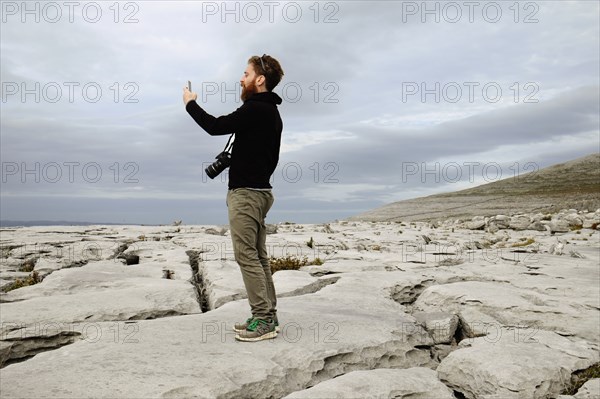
[246,91,283,106]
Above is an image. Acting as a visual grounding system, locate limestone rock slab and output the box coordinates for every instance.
[574,378,600,399]
[283,367,454,398]
[199,261,340,310]
[0,270,434,398]
[414,280,600,342]
[437,328,598,399]
[413,311,459,344]
[0,260,201,331]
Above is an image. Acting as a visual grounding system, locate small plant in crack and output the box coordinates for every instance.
[270,255,323,274]
[2,271,43,292]
[561,362,600,395]
[511,238,535,247]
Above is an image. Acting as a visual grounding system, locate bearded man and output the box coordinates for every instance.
[183,55,284,342]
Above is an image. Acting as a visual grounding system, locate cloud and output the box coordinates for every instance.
[1,1,598,224]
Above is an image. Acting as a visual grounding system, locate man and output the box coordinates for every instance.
[183,55,284,342]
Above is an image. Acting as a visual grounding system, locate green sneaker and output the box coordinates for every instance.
[235,318,277,342]
[234,316,280,333]
[233,317,254,333]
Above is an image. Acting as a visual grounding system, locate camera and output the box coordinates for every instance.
[205,150,231,179]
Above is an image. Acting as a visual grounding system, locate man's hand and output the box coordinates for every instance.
[183,87,198,106]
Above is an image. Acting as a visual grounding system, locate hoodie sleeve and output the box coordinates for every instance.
[186,100,252,136]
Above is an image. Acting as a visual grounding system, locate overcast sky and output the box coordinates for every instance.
[1,0,599,225]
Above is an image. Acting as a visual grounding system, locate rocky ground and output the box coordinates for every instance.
[0,209,599,398]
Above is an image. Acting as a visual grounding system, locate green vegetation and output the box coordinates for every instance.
[270,255,323,274]
[2,271,42,292]
[511,238,536,247]
[562,363,600,395]
[306,237,314,248]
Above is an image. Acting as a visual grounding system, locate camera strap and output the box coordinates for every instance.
[223,134,234,153]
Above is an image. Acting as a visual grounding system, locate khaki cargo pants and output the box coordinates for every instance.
[227,188,277,321]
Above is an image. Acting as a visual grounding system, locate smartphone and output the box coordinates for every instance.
[187,80,192,91]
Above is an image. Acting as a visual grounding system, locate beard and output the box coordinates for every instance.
[241,78,258,102]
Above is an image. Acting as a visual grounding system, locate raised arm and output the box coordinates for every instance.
[184,87,251,136]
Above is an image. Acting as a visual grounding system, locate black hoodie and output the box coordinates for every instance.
[186,92,283,189]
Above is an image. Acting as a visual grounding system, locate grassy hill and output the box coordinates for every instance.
[350,153,600,222]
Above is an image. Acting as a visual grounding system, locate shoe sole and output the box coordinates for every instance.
[235,331,277,342]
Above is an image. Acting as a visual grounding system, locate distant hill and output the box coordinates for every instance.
[349,153,600,222]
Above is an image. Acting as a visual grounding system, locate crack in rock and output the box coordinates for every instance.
[308,270,342,277]
[211,273,342,309]
[109,242,140,265]
[62,260,88,269]
[186,250,209,313]
[0,330,81,368]
[221,341,435,399]
[389,279,436,305]
[278,276,341,299]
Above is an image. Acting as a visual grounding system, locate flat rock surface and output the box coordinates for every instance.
[0,216,598,398]
[437,328,597,398]
[282,367,455,398]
